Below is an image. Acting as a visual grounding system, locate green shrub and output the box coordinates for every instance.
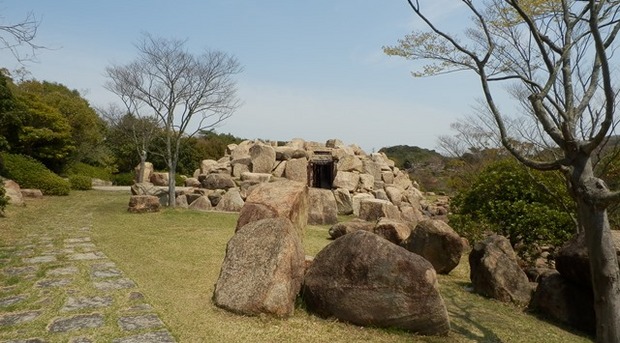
[66,162,113,181]
[69,175,92,190]
[450,158,575,261]
[0,153,70,196]
[0,182,8,216]
[112,172,135,186]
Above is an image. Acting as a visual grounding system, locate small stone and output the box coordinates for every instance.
[61,296,113,312]
[0,311,41,326]
[0,294,28,307]
[93,278,136,291]
[112,330,176,343]
[118,313,164,331]
[23,256,56,264]
[128,292,144,300]
[48,313,104,333]
[3,266,38,276]
[68,252,107,261]
[47,266,79,276]
[36,279,72,288]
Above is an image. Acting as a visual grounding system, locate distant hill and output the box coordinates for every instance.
[378,145,445,169]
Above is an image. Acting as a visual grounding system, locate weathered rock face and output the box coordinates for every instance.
[337,155,363,173]
[20,189,43,199]
[3,180,24,206]
[284,158,308,183]
[250,144,276,173]
[240,172,272,184]
[333,188,353,215]
[215,188,245,212]
[127,195,160,213]
[351,193,374,217]
[358,199,401,222]
[213,218,305,317]
[307,188,338,225]
[401,219,464,274]
[332,171,359,192]
[373,218,411,245]
[201,174,236,190]
[469,235,532,305]
[530,271,595,334]
[302,230,450,336]
[328,219,375,240]
[184,177,201,188]
[555,231,620,289]
[130,182,165,196]
[236,180,308,238]
[188,196,213,211]
[149,172,169,186]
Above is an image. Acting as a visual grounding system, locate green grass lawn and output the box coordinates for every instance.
[1,191,593,342]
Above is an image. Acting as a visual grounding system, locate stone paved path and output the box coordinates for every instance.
[0,227,176,343]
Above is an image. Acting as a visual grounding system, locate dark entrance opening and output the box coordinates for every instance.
[308,159,335,189]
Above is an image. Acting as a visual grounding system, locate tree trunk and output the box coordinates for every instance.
[578,201,620,343]
[573,155,620,343]
[137,151,147,183]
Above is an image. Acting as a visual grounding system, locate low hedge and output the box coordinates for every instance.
[69,175,92,190]
[0,153,71,196]
[66,162,113,181]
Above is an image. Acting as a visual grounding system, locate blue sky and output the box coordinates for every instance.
[0,1,480,153]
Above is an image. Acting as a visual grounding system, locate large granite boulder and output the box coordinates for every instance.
[358,199,401,222]
[333,188,353,215]
[134,162,153,183]
[215,189,245,212]
[250,144,276,173]
[3,180,24,206]
[530,271,595,334]
[469,235,532,305]
[236,180,308,238]
[188,196,213,211]
[555,231,620,289]
[149,172,169,186]
[337,155,363,173]
[328,219,375,240]
[130,182,165,196]
[127,195,160,213]
[307,188,338,225]
[332,171,359,192]
[201,174,236,190]
[351,193,374,216]
[401,219,464,274]
[284,158,308,183]
[302,230,450,336]
[213,217,305,317]
[373,218,411,245]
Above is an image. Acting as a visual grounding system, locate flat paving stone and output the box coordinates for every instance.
[48,313,104,333]
[0,310,41,326]
[93,278,136,291]
[47,265,79,276]
[70,337,93,343]
[118,313,163,331]
[61,296,113,312]
[22,256,56,264]
[124,303,153,312]
[3,266,38,276]
[35,278,72,288]
[68,252,107,261]
[64,237,91,244]
[0,294,28,307]
[91,261,117,270]
[112,330,176,343]
[91,268,123,279]
[65,242,96,249]
[5,338,48,343]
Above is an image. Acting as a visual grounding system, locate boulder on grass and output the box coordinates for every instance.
[213,218,305,317]
[128,195,160,213]
[20,189,43,199]
[358,199,401,222]
[469,235,532,305]
[3,180,24,206]
[530,271,595,334]
[149,172,169,186]
[215,189,245,212]
[307,188,338,225]
[401,219,464,274]
[373,218,411,245]
[302,230,450,336]
[328,219,375,240]
[236,180,308,238]
[188,196,213,211]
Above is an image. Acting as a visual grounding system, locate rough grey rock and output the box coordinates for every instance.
[307,188,338,225]
[328,219,375,240]
[48,313,104,332]
[401,219,464,274]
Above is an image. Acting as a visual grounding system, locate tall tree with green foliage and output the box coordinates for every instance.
[385,1,620,340]
[106,34,242,206]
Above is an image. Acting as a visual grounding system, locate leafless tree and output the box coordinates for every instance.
[105,34,242,206]
[385,1,620,341]
[0,11,42,62]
